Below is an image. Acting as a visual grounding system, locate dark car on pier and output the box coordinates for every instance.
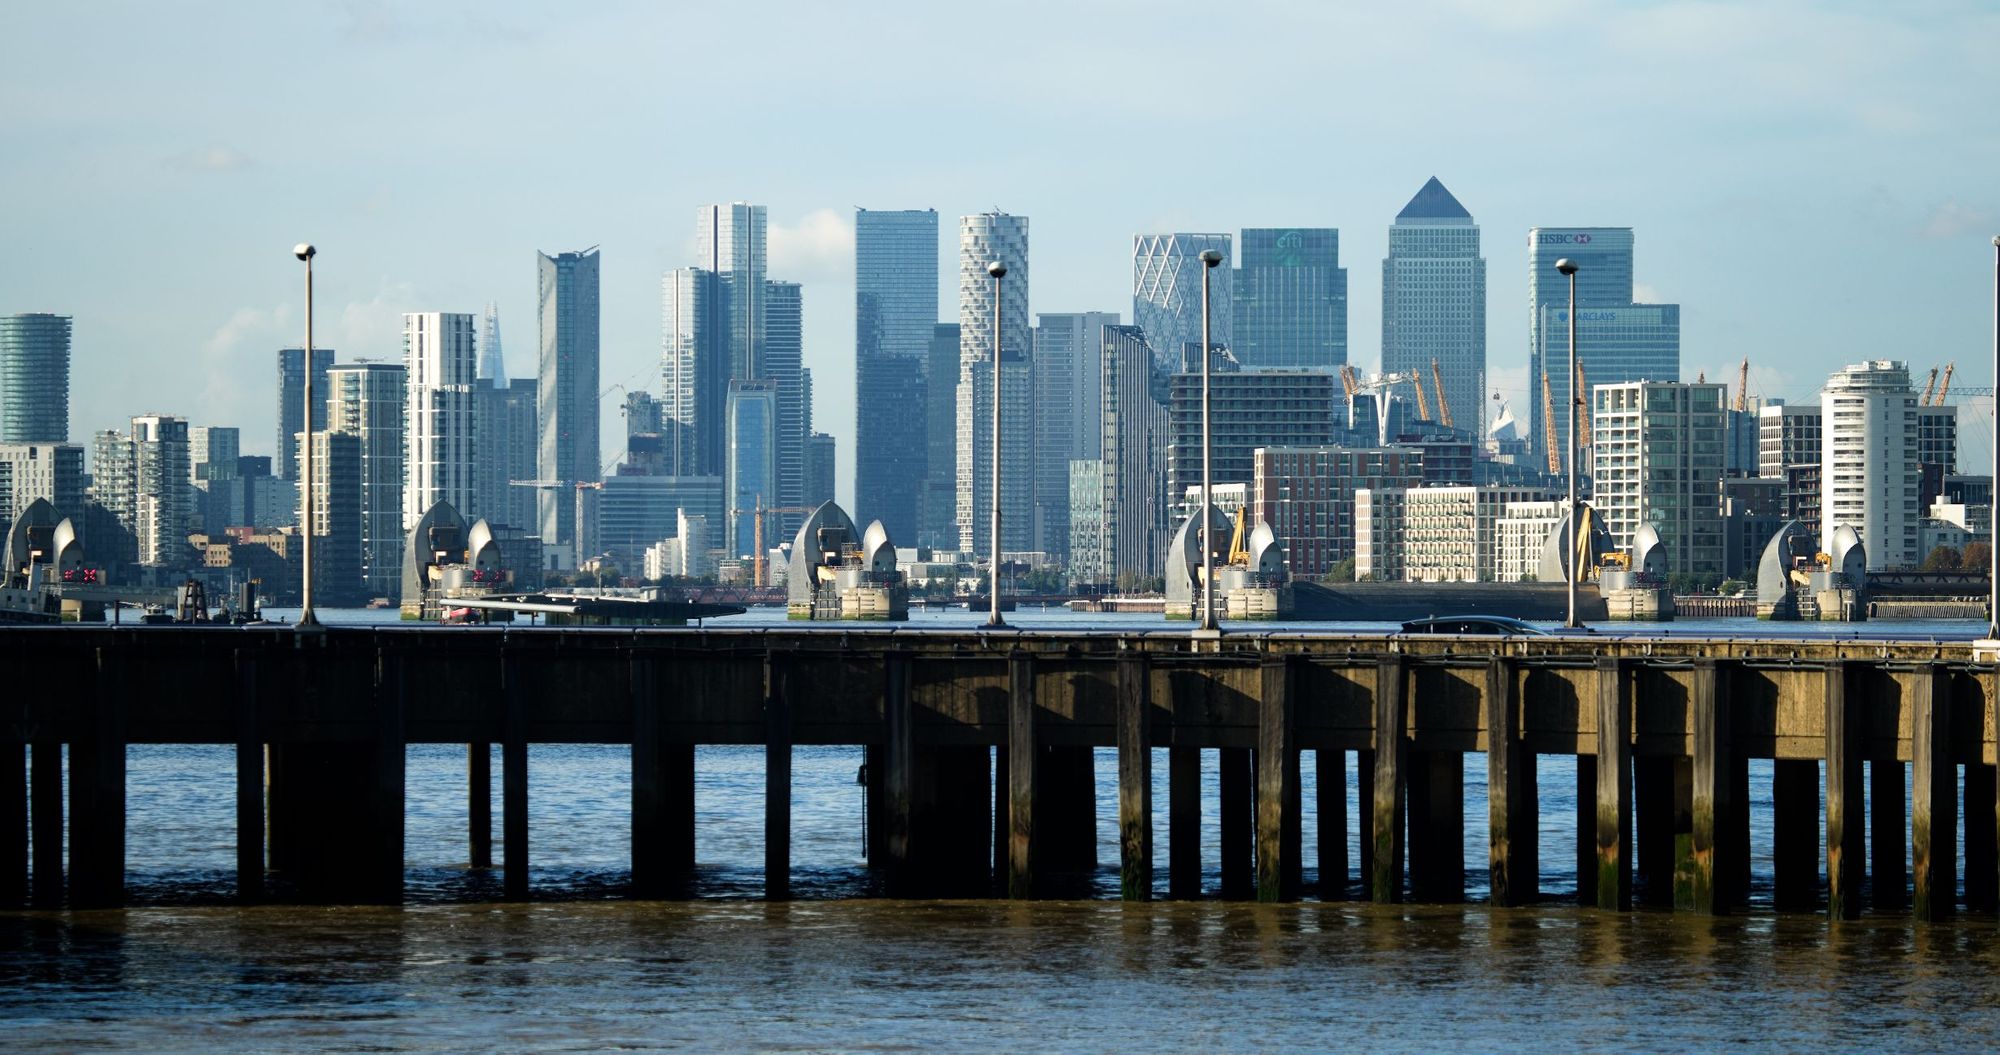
[1398,615,1549,636]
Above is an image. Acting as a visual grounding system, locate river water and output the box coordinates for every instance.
[5,609,1998,1050]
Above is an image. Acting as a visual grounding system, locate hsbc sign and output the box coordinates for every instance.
[1536,232,1593,245]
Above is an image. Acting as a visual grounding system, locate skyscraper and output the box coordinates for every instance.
[298,429,363,605]
[1382,177,1486,438]
[537,248,601,549]
[277,347,334,483]
[130,413,193,567]
[854,208,939,539]
[661,266,727,477]
[1233,229,1347,369]
[1592,381,1727,577]
[956,212,1032,558]
[806,432,836,509]
[403,312,478,531]
[327,362,407,597]
[725,380,778,557]
[479,303,506,387]
[1526,227,1680,464]
[921,323,960,550]
[697,202,768,381]
[1822,360,1921,571]
[1031,311,1119,558]
[189,425,240,535]
[1133,233,1232,373]
[472,378,539,534]
[1097,325,1168,587]
[763,279,808,539]
[0,313,72,443]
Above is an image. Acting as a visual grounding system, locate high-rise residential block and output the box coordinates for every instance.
[854,208,939,540]
[0,443,84,531]
[297,429,364,605]
[921,323,960,550]
[1759,402,1823,544]
[1233,229,1346,369]
[1166,363,1342,506]
[277,347,334,482]
[1031,311,1119,558]
[129,414,193,567]
[1527,226,1680,464]
[1382,178,1485,438]
[661,266,727,477]
[806,432,836,509]
[698,203,768,381]
[189,425,240,534]
[1250,445,1426,578]
[0,313,72,443]
[404,312,477,532]
[1095,324,1168,587]
[1822,360,1921,570]
[764,279,808,539]
[473,378,538,533]
[538,248,601,547]
[1591,381,1727,577]
[327,362,407,598]
[1134,233,1232,374]
[956,212,1032,558]
[725,380,778,557]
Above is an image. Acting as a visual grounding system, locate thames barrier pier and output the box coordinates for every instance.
[2,626,1995,919]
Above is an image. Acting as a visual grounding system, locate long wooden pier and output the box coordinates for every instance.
[2,626,1994,919]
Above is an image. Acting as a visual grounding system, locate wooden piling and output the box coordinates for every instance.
[1824,662,1863,920]
[1043,747,1097,873]
[631,651,667,897]
[1409,751,1464,902]
[1772,760,1820,912]
[1219,747,1253,900]
[234,651,263,902]
[1168,747,1200,899]
[764,652,793,901]
[884,651,914,887]
[366,649,406,905]
[1256,655,1301,902]
[1007,651,1036,899]
[1595,658,1632,911]
[30,739,62,907]
[1912,662,1954,921]
[1870,759,1907,911]
[1356,749,1376,894]
[1318,748,1348,900]
[1689,658,1731,915]
[1487,658,1536,906]
[1963,763,1996,912]
[1636,757,1674,908]
[502,653,529,901]
[1,741,22,906]
[1117,654,1152,901]
[1371,656,1406,903]
[1576,755,1597,905]
[65,647,128,909]
[468,744,492,870]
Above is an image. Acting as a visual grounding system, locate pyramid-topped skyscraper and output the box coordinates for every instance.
[1382,177,1486,440]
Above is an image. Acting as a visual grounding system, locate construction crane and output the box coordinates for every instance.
[1339,364,1358,399]
[743,495,818,588]
[1541,372,1561,475]
[1410,371,1432,423]
[1921,367,1939,405]
[1935,362,1956,406]
[1575,359,1593,449]
[1431,359,1452,428]
[1734,358,1750,413]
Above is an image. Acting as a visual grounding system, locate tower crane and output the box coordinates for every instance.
[1339,364,1358,399]
[1431,359,1452,428]
[1921,367,1939,405]
[1575,360,1593,449]
[1541,371,1562,475]
[1935,362,1956,405]
[1734,358,1750,413]
[1410,371,1432,423]
[741,494,818,588]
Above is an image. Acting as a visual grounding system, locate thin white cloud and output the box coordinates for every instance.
[1919,200,1994,240]
[166,146,253,172]
[768,209,853,285]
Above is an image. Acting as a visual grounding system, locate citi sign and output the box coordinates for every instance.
[1537,232,1593,244]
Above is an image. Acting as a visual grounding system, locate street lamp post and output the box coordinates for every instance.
[293,242,320,630]
[1197,248,1224,632]
[1989,236,1999,639]
[988,259,1008,629]
[1556,257,1582,630]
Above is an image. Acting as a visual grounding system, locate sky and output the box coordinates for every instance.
[4,0,1999,508]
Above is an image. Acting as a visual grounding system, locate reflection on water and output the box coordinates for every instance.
[4,901,1999,1051]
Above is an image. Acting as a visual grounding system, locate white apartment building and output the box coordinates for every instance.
[1497,499,1565,582]
[403,312,478,532]
[1821,360,1920,571]
[1359,484,1551,582]
[1592,380,1727,578]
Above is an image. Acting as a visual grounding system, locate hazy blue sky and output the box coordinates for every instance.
[4,1,1997,504]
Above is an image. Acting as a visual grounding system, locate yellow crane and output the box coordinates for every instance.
[1431,359,1452,428]
[745,495,819,588]
[1734,357,1749,413]
[1410,371,1432,423]
[1575,359,1593,449]
[1541,371,1562,475]
[1936,362,1955,405]
[1921,366,1939,405]
[1339,363,1358,399]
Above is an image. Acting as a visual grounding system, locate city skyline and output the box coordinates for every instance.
[4,4,1993,513]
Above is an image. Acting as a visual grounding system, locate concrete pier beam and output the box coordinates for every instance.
[764,652,793,901]
[1168,746,1200,899]
[1318,748,1349,900]
[29,739,59,907]
[468,744,492,870]
[234,651,262,902]
[1689,659,1733,915]
[631,653,695,898]
[1636,757,1674,908]
[883,652,914,889]
[502,654,529,901]
[1576,755,1596,905]
[1220,747,1253,900]
[67,648,128,909]
[1595,658,1632,911]
[1371,656,1406,903]
[1042,746,1097,875]
[1256,655,1301,903]
[1,742,22,906]
[1487,658,1537,906]
[1117,654,1152,901]
[1408,750,1464,902]
[1912,663,1955,921]
[1963,763,1996,912]
[1007,651,1036,899]
[366,650,406,905]
[1825,662,1864,920]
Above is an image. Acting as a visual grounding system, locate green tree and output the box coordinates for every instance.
[1923,544,1963,572]
[1961,541,1992,573]
[1325,557,1357,584]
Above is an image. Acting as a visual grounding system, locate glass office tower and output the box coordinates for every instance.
[537,248,601,548]
[854,208,939,541]
[1382,177,1486,438]
[1232,229,1346,369]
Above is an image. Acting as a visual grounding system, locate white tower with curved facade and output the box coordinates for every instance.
[955,212,1031,558]
[1821,360,1919,572]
